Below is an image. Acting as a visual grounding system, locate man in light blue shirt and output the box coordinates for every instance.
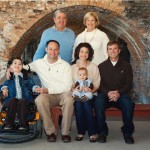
[33,9,75,64]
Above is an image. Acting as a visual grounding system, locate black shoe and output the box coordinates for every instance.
[89,137,97,143]
[62,135,71,142]
[124,134,134,144]
[98,134,107,143]
[47,133,57,142]
[75,136,84,141]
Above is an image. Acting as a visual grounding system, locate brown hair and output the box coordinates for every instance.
[72,43,94,64]
[78,67,88,74]
[107,41,120,50]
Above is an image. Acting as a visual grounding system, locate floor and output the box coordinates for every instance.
[0,119,150,150]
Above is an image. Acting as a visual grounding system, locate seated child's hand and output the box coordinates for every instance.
[2,88,8,97]
[83,87,91,92]
[76,86,83,91]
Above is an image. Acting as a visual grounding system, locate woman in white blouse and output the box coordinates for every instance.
[73,12,109,65]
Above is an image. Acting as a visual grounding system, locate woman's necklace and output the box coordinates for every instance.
[84,28,96,43]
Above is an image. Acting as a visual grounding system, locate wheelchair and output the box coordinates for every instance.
[0,93,42,144]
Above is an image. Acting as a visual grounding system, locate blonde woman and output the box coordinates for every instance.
[73,12,109,65]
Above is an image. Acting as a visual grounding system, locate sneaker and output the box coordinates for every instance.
[124,134,134,144]
[18,126,28,131]
[3,125,12,130]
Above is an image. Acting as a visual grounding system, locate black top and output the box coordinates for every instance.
[98,57,133,95]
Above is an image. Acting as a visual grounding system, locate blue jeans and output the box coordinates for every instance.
[74,98,97,137]
[94,93,135,136]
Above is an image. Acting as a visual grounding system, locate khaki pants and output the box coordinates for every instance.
[35,91,74,135]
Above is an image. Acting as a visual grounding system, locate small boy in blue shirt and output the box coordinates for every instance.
[1,58,38,131]
[72,67,93,101]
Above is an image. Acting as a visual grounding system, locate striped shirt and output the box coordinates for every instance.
[15,75,22,99]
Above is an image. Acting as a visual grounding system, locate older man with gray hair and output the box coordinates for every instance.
[33,9,75,64]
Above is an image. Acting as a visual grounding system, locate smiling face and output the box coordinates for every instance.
[46,41,60,63]
[85,16,96,31]
[79,47,89,61]
[54,12,67,31]
[107,43,120,61]
[10,59,23,73]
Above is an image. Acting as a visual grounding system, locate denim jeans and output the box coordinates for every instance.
[74,98,97,137]
[94,93,135,136]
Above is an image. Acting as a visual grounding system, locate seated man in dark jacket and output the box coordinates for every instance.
[95,41,135,144]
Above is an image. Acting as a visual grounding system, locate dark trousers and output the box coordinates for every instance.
[6,98,28,126]
[74,98,97,137]
[94,93,135,136]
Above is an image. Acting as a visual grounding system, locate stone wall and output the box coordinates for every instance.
[0,0,150,103]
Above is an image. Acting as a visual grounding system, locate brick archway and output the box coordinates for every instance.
[12,5,148,63]
[1,4,150,103]
[10,5,150,103]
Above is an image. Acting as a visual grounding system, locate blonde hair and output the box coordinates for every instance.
[83,12,100,27]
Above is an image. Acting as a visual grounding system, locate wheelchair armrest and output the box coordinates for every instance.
[27,102,37,113]
[1,106,7,112]
[0,92,5,104]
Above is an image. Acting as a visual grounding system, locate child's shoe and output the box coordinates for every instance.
[81,96,88,102]
[3,125,12,130]
[18,125,28,131]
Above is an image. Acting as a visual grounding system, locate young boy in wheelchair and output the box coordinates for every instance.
[0,58,39,131]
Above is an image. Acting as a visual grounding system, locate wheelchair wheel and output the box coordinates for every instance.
[0,130,40,144]
[0,111,42,143]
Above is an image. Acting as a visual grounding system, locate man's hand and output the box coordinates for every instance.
[35,87,48,94]
[6,68,13,80]
[2,88,8,97]
[108,91,120,102]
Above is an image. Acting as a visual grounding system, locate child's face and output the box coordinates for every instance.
[10,59,23,73]
[78,70,88,81]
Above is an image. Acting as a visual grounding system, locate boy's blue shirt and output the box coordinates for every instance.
[1,75,36,104]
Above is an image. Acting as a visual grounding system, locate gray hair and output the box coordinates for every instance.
[54,9,67,18]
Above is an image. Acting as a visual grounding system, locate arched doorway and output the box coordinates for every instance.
[11,5,150,104]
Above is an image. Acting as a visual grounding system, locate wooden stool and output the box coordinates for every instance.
[50,106,62,129]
